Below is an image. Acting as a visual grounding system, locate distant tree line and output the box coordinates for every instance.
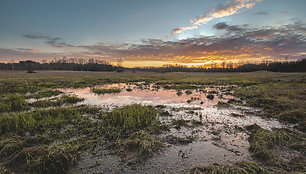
[0,59,116,72]
[0,59,305,72]
[131,59,306,73]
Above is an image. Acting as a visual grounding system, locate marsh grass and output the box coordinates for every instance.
[0,94,29,113]
[99,104,158,139]
[0,136,27,158]
[91,88,121,94]
[163,84,199,90]
[28,90,63,99]
[190,161,269,174]
[121,130,163,157]
[0,105,100,173]
[99,104,164,158]
[0,106,97,135]
[30,95,84,108]
[7,145,78,174]
[235,82,306,131]
[247,124,305,162]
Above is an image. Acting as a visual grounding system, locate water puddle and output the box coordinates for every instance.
[62,83,290,173]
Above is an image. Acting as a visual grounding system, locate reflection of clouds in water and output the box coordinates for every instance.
[63,84,225,106]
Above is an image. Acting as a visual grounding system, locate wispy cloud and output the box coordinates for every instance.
[23,34,74,48]
[172,0,262,34]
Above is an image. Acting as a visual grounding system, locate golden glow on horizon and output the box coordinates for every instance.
[118,55,288,68]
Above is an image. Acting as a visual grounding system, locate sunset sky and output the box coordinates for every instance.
[0,0,305,67]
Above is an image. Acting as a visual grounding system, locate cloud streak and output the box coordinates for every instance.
[23,34,74,48]
[172,0,262,34]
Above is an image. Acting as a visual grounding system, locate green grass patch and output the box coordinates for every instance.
[0,94,29,113]
[0,106,98,135]
[28,90,63,99]
[91,88,121,95]
[99,104,164,158]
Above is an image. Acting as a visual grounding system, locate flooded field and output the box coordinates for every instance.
[58,83,290,173]
[1,71,305,174]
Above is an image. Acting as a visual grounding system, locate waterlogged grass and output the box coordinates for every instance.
[30,95,84,108]
[28,89,63,99]
[163,84,199,89]
[247,124,305,161]
[0,103,167,173]
[246,124,306,173]
[91,88,121,95]
[0,105,100,173]
[190,161,269,174]
[0,106,99,135]
[120,130,163,157]
[0,93,84,113]
[7,145,78,174]
[99,104,165,158]
[235,82,306,132]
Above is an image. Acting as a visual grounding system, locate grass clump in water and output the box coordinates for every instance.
[121,130,163,157]
[163,84,198,90]
[28,90,63,99]
[190,161,269,174]
[185,90,192,95]
[30,95,84,108]
[7,145,78,174]
[247,124,305,162]
[176,89,183,96]
[277,110,305,124]
[100,104,158,139]
[216,101,230,108]
[99,104,164,158]
[91,88,121,95]
[234,83,306,132]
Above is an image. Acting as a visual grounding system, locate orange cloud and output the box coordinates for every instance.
[172,0,262,34]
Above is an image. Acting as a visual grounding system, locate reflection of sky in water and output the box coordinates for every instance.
[60,83,288,130]
[60,83,228,107]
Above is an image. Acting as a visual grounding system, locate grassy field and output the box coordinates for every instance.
[0,70,305,173]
